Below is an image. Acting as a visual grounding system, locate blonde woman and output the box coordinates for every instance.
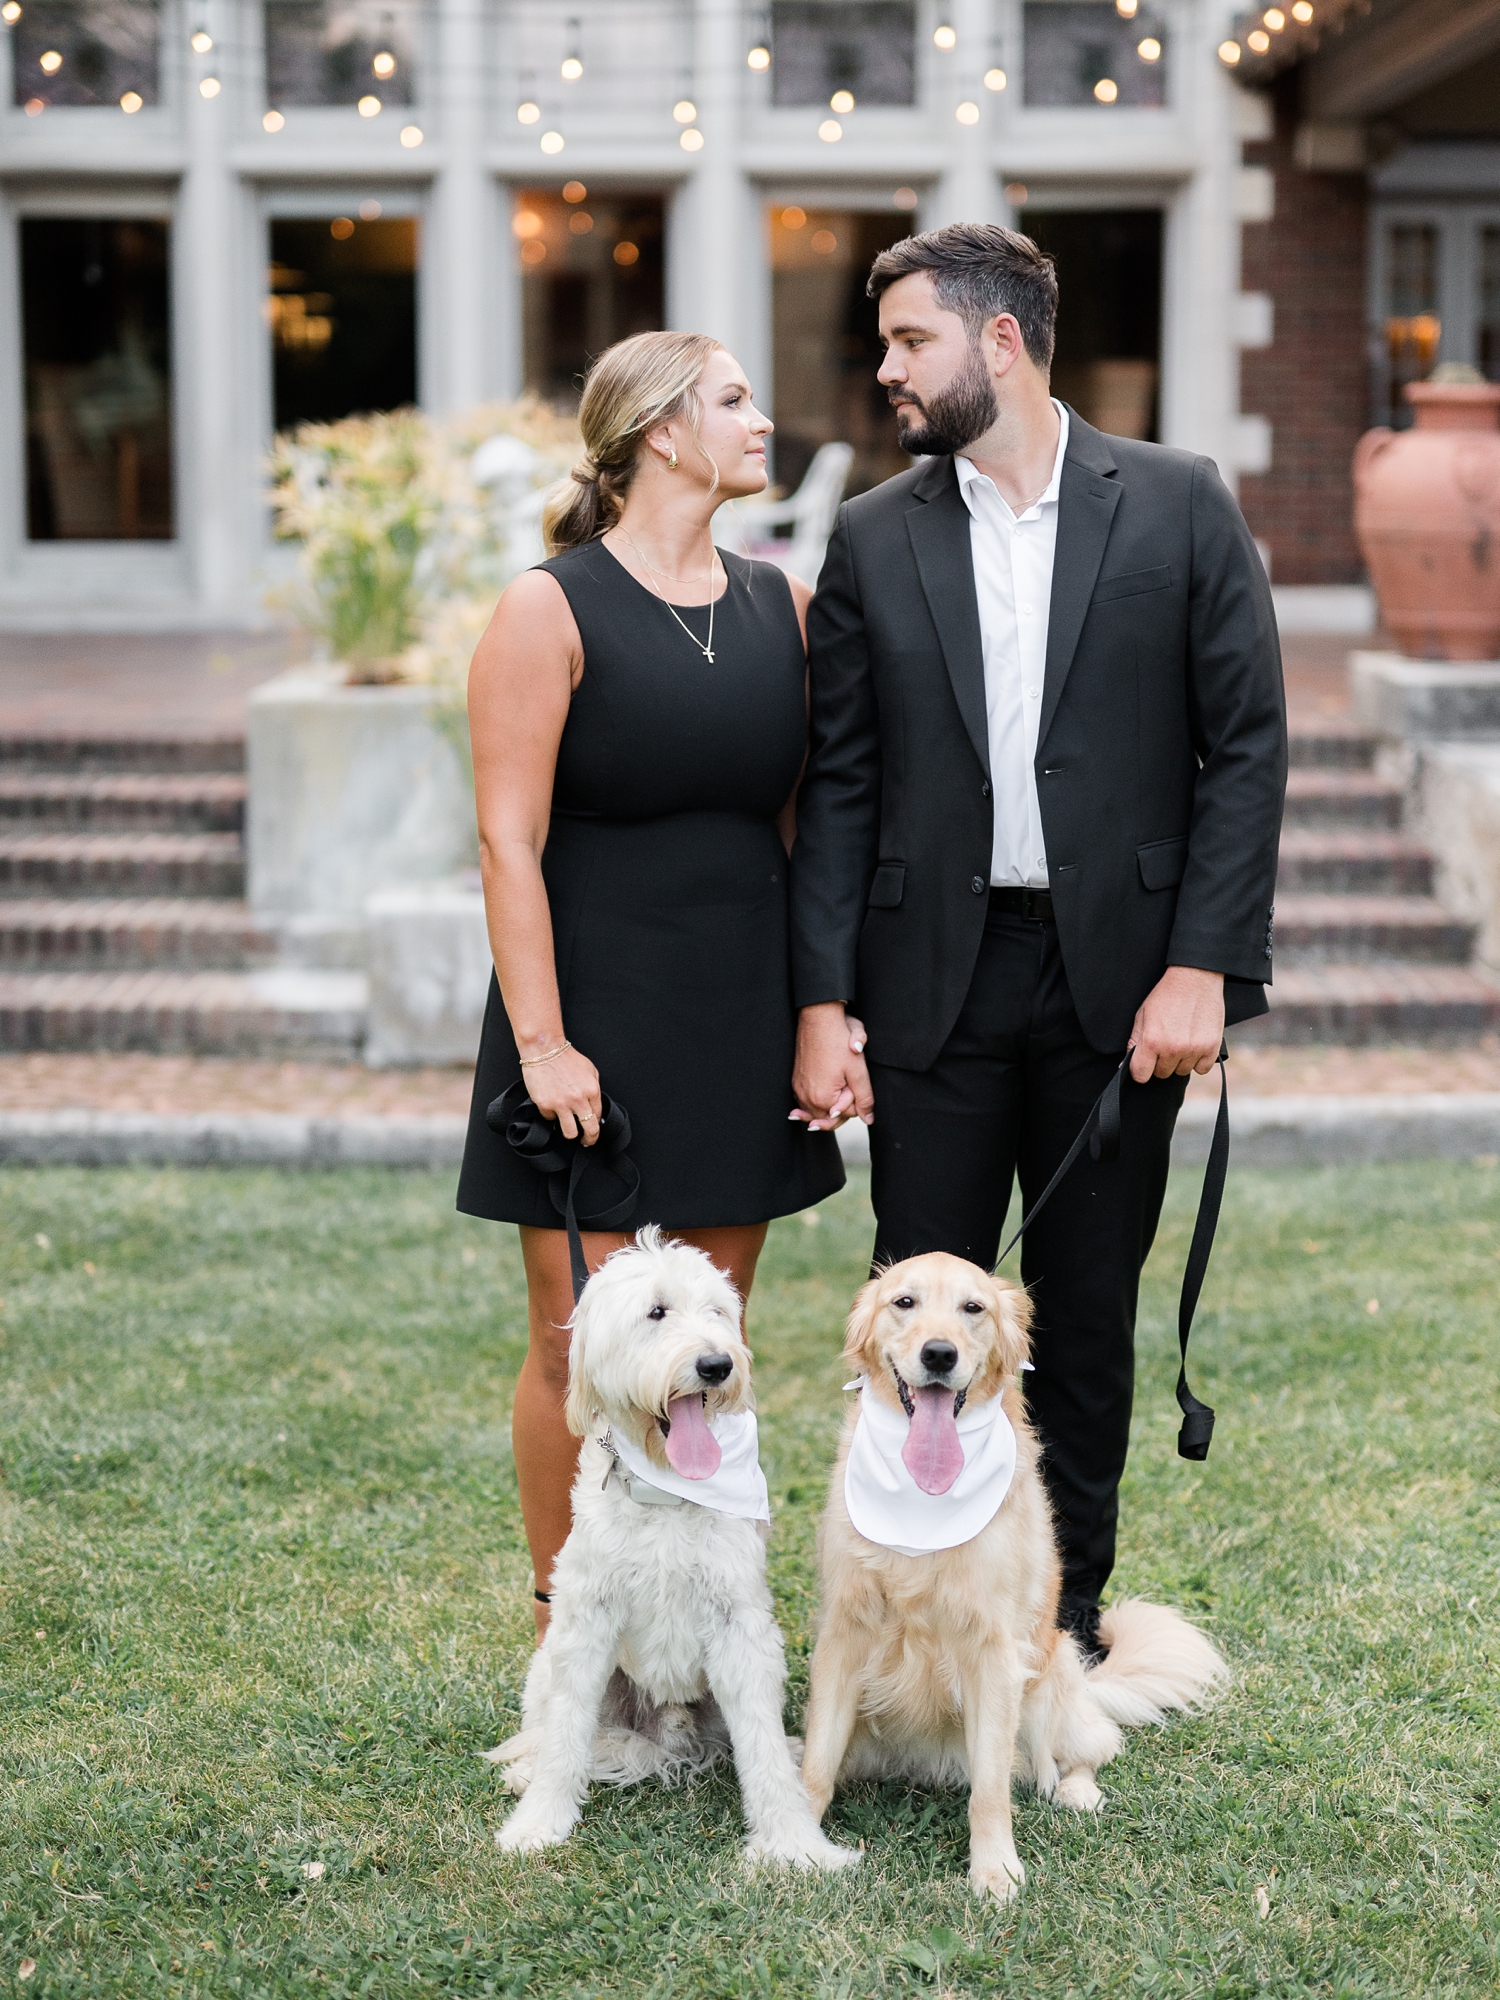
[458,332,851,1633]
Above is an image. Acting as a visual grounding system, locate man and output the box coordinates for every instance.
[789,224,1286,1658]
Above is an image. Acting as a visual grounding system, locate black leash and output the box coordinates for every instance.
[995,1044,1228,1462]
[488,1081,640,1302]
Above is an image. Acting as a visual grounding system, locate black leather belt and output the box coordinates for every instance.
[989,885,1054,923]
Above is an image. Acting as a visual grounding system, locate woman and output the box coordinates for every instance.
[457,330,858,1634]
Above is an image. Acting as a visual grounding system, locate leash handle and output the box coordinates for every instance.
[489,1083,640,1305]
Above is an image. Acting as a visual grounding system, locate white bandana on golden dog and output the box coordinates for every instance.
[843,1381,1018,1556]
[607,1408,771,1522]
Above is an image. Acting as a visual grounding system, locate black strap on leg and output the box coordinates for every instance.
[488,1082,640,1304]
[995,1043,1229,1462]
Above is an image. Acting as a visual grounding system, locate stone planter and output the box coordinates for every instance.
[1353,382,1500,661]
[364,879,492,1067]
[248,666,476,929]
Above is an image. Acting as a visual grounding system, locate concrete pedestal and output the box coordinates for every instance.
[248,667,476,919]
[1408,742,1500,974]
[364,880,492,1067]
[1350,651,1500,738]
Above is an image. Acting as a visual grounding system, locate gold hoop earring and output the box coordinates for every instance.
[666,447,678,470]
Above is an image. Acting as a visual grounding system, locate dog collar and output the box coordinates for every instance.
[842,1381,1017,1555]
[601,1410,771,1524]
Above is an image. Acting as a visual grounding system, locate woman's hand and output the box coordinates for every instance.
[791,1008,874,1131]
[523,1044,604,1144]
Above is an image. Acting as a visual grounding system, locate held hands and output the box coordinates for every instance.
[791,1003,875,1133]
[523,1040,604,1145]
[1128,966,1225,1084]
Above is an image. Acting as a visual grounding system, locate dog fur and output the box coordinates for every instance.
[800,1252,1226,1901]
[489,1227,857,1872]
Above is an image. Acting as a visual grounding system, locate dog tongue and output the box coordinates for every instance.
[901,1387,965,1495]
[664,1393,721,1479]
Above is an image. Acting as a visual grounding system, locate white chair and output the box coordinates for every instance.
[714,440,854,589]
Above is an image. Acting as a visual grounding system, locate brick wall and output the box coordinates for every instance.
[1238,75,1370,586]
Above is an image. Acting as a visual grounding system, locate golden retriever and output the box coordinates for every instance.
[800,1252,1226,1900]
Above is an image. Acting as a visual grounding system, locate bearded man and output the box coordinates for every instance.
[789,223,1287,1658]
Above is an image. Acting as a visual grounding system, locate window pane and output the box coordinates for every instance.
[11,0,160,109]
[1481,227,1500,383]
[22,216,173,540]
[1023,2,1168,109]
[269,216,418,429]
[1022,208,1161,439]
[516,190,664,408]
[769,205,912,497]
[770,2,916,108]
[1384,223,1439,427]
[264,0,418,109]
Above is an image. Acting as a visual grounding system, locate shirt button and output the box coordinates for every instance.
[1034,857,1045,870]
[1020,604,1034,616]
[971,876,986,894]
[981,781,991,797]
[1026,685,1040,699]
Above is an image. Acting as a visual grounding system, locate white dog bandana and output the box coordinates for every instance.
[842,1382,1017,1556]
[606,1410,771,1524]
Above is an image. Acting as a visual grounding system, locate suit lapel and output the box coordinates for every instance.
[905,458,989,779]
[1039,414,1121,748]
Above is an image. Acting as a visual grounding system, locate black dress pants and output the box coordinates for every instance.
[867,909,1187,1623]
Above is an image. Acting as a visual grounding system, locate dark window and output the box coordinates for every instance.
[22,216,173,540]
[770,2,916,108]
[269,216,418,429]
[1022,208,1161,440]
[10,0,160,109]
[1023,3,1167,109]
[1481,227,1500,383]
[264,0,417,109]
[517,190,665,408]
[1383,222,1440,428]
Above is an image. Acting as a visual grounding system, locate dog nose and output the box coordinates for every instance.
[695,1352,734,1386]
[919,1339,959,1377]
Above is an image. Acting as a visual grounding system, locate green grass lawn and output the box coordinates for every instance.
[2,1161,1497,1999]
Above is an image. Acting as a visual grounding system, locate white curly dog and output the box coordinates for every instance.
[488,1227,858,1873]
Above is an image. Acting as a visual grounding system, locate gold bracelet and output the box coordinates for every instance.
[519,1039,572,1067]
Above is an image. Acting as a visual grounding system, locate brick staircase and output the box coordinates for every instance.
[0,735,366,1055]
[1243,721,1500,1044]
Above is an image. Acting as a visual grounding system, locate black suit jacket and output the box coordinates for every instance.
[789,409,1288,1068]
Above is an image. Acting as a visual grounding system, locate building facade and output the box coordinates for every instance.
[0,0,1358,630]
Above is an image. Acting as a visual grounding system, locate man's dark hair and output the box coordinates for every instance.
[867,223,1059,373]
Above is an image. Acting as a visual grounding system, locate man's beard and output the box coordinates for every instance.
[890,342,998,456]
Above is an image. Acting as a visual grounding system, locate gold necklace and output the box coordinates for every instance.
[617,528,720,664]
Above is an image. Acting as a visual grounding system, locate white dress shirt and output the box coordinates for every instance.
[955,400,1070,889]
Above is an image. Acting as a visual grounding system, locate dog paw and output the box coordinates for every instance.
[969,1853,1025,1903]
[744,1825,861,1873]
[494,1801,578,1853]
[1054,1768,1103,1813]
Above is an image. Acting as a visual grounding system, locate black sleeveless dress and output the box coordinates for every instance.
[456,541,845,1231]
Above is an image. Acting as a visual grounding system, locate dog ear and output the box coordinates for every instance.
[562,1295,596,1439]
[842,1275,883,1369]
[993,1276,1033,1377]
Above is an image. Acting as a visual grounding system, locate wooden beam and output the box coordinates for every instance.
[1304,0,1500,119]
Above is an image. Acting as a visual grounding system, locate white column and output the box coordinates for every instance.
[178,0,239,616]
[933,0,1000,227]
[435,0,487,411]
[682,0,754,357]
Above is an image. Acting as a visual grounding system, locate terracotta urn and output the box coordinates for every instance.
[1353,381,1500,661]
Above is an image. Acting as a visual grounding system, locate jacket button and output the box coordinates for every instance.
[971,876,986,894]
[981,781,991,798]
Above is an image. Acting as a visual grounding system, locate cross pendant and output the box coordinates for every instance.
[703,648,714,663]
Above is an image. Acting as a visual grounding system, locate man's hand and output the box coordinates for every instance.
[792,1003,875,1131]
[1128,966,1225,1083]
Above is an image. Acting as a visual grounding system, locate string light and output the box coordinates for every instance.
[560,55,582,79]
[517,100,540,123]
[562,180,586,201]
[955,99,979,123]
[933,22,956,50]
[263,107,284,130]
[818,117,842,141]
[120,89,142,112]
[613,241,639,266]
[1247,28,1270,50]
[1263,7,1285,27]
[39,47,61,71]
[746,43,769,70]
[199,74,220,97]
[1218,40,1242,62]
[984,67,1006,90]
[781,206,805,228]
[829,88,853,112]
[1115,0,1138,14]
[330,217,355,240]
[190,26,213,53]
[1,4,22,22]
[811,228,837,254]
[1138,37,1161,61]
[673,98,696,122]
[540,130,564,153]
[399,124,423,146]
[1093,77,1118,101]
[357,93,381,115]
[1292,2,1314,18]
[680,127,704,150]
[1004,180,1028,204]
[372,50,395,78]
[893,187,918,210]
[23,96,42,113]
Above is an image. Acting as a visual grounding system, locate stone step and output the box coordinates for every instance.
[0,832,244,900]
[0,898,277,971]
[0,969,367,1057]
[1286,723,1378,772]
[0,772,246,834]
[1277,830,1434,896]
[0,734,244,774]
[1282,769,1404,830]
[1273,894,1477,965]
[1238,964,1500,1045]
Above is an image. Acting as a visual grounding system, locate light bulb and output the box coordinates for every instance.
[120,90,142,112]
[23,96,43,113]
[357,93,380,115]
[984,67,1006,90]
[399,123,423,146]
[1093,77,1118,102]
[613,241,639,266]
[190,27,213,53]
[1264,7,1285,27]
[893,187,918,210]
[955,99,979,124]
[818,117,842,142]
[781,205,806,228]
[829,88,854,112]
[540,130,565,153]
[1004,180,1028,205]
[359,198,382,220]
[517,100,540,124]
[263,107,284,130]
[680,127,704,151]
[199,74,220,97]
[933,23,956,50]
[673,98,696,122]
[1138,37,1161,61]
[372,50,395,78]
[1116,0,1138,14]
[1292,2,1314,18]
[1,4,22,23]
[746,44,769,70]
[1218,40,1241,63]
[38,47,61,71]
[562,180,586,201]
[560,55,582,80]
[1247,29,1270,50]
